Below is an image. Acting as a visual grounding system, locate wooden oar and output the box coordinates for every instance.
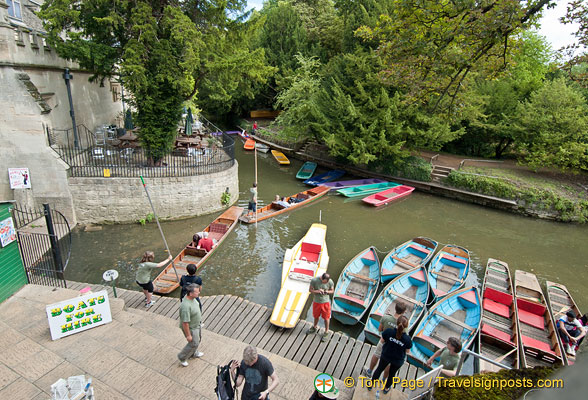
[140,176,179,282]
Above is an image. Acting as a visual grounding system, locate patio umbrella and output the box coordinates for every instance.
[124,109,134,130]
[185,108,194,136]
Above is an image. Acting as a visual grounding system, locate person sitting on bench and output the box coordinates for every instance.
[276,196,290,208]
[558,310,586,356]
[197,232,215,253]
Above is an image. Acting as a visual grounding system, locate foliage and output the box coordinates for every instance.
[355,0,555,112]
[371,156,433,182]
[221,191,231,206]
[137,212,155,225]
[561,0,588,87]
[514,78,588,171]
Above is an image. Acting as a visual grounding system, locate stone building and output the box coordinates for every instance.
[0,1,123,224]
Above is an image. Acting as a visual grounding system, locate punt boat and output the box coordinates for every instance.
[514,270,564,367]
[239,186,329,224]
[152,206,244,294]
[296,162,317,179]
[336,182,400,198]
[545,280,581,365]
[244,138,255,150]
[271,150,290,165]
[304,169,345,186]
[321,178,387,191]
[270,223,329,328]
[478,259,520,372]
[408,286,481,371]
[364,266,429,344]
[362,185,415,206]
[332,247,380,325]
[380,237,438,283]
[428,245,470,302]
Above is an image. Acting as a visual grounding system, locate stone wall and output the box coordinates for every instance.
[68,162,240,224]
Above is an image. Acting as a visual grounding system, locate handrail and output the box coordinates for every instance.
[459,158,504,170]
[431,154,439,163]
[454,348,512,375]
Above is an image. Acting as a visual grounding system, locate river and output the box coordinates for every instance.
[67,143,588,339]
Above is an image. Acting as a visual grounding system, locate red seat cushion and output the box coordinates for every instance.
[409,269,426,283]
[408,244,430,255]
[517,298,546,316]
[483,298,511,318]
[337,294,365,306]
[518,309,545,330]
[300,251,319,263]
[458,290,478,307]
[300,242,321,262]
[292,268,314,276]
[441,254,466,265]
[521,335,556,356]
[484,287,513,306]
[362,251,376,261]
[481,323,514,345]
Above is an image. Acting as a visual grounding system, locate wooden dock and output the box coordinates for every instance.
[65,281,425,389]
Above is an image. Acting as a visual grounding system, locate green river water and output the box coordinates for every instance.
[67,143,588,338]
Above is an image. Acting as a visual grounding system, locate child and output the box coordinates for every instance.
[425,337,462,377]
[180,263,203,312]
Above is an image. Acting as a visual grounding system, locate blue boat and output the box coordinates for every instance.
[296,162,317,180]
[408,286,481,371]
[332,247,380,325]
[303,169,345,186]
[428,245,470,302]
[381,237,438,283]
[364,266,430,344]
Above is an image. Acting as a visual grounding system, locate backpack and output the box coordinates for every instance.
[215,361,239,400]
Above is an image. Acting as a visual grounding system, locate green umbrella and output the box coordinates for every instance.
[185,108,193,136]
[124,109,134,130]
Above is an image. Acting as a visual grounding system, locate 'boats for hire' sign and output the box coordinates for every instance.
[46,290,112,340]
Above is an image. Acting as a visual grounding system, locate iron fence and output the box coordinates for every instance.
[48,123,235,178]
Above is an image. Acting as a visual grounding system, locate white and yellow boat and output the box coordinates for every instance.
[270,223,329,328]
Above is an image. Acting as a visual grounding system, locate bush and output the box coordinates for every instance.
[371,156,433,182]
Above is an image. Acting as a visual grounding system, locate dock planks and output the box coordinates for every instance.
[65,281,424,381]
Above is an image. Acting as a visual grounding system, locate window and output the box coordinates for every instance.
[7,0,22,20]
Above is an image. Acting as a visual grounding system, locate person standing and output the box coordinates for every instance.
[135,251,172,307]
[368,316,412,395]
[248,182,258,213]
[178,283,204,366]
[252,121,258,134]
[307,273,335,342]
[180,263,203,311]
[230,346,279,400]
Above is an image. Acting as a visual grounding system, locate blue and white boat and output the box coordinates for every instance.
[364,266,430,344]
[380,237,438,283]
[428,245,470,301]
[408,286,481,371]
[332,247,380,325]
[304,169,345,186]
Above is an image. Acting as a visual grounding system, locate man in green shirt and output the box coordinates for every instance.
[425,336,462,376]
[178,284,203,366]
[307,273,335,342]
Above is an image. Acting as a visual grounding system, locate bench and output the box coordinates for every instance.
[521,335,557,356]
[408,244,430,255]
[346,272,378,284]
[300,242,321,263]
[392,255,419,269]
[408,269,427,285]
[433,310,475,332]
[483,298,511,319]
[484,286,513,306]
[458,289,478,308]
[517,298,546,329]
[292,268,314,276]
[388,290,424,307]
[481,323,514,345]
[431,270,462,282]
[361,250,377,265]
[337,294,365,306]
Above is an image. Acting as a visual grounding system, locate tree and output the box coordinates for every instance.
[514,78,588,170]
[355,0,556,112]
[561,0,588,87]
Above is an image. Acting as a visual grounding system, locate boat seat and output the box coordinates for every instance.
[517,298,546,316]
[518,309,545,330]
[408,269,426,284]
[337,294,365,306]
[408,244,430,255]
[483,298,511,318]
[361,250,377,266]
[272,201,287,210]
[521,335,556,356]
[300,242,321,263]
[388,290,424,307]
[210,223,228,234]
[431,270,462,282]
[432,288,446,298]
[307,187,322,195]
[297,193,310,201]
[458,290,478,308]
[481,323,514,345]
[374,194,388,201]
[484,287,513,306]
[416,335,445,351]
[346,272,378,284]
[441,253,467,269]
[432,311,475,331]
[292,268,314,276]
[392,255,419,269]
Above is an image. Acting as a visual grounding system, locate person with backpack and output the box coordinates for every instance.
[229,346,279,400]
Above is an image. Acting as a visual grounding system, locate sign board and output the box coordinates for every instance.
[0,217,17,247]
[103,168,111,177]
[102,269,118,282]
[8,168,31,189]
[46,290,112,340]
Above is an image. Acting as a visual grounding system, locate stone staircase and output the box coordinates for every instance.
[431,164,454,183]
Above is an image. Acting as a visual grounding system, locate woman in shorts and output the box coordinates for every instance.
[136,251,172,307]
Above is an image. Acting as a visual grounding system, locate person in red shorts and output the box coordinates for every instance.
[307,273,335,342]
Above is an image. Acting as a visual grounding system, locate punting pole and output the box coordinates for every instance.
[319,210,322,223]
[255,144,258,228]
[139,176,180,282]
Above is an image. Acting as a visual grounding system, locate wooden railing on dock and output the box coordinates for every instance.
[65,281,424,387]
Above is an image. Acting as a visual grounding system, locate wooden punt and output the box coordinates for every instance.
[514,270,564,367]
[336,182,401,198]
[364,266,429,344]
[408,286,481,371]
[244,138,255,150]
[271,150,290,165]
[304,169,345,186]
[238,186,329,224]
[478,259,520,372]
[270,223,329,328]
[332,247,380,325]
[545,280,582,365]
[152,206,244,294]
[296,162,317,180]
[427,245,470,302]
[380,237,438,283]
[362,185,415,206]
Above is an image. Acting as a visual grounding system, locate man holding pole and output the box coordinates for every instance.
[248,182,257,213]
[178,283,204,367]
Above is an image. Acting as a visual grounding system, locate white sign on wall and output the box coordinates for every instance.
[0,217,17,247]
[46,290,112,340]
[8,168,32,189]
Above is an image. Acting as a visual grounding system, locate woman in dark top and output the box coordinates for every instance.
[368,315,412,394]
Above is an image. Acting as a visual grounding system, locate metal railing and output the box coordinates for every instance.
[48,123,235,178]
[455,348,512,375]
[459,158,504,170]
